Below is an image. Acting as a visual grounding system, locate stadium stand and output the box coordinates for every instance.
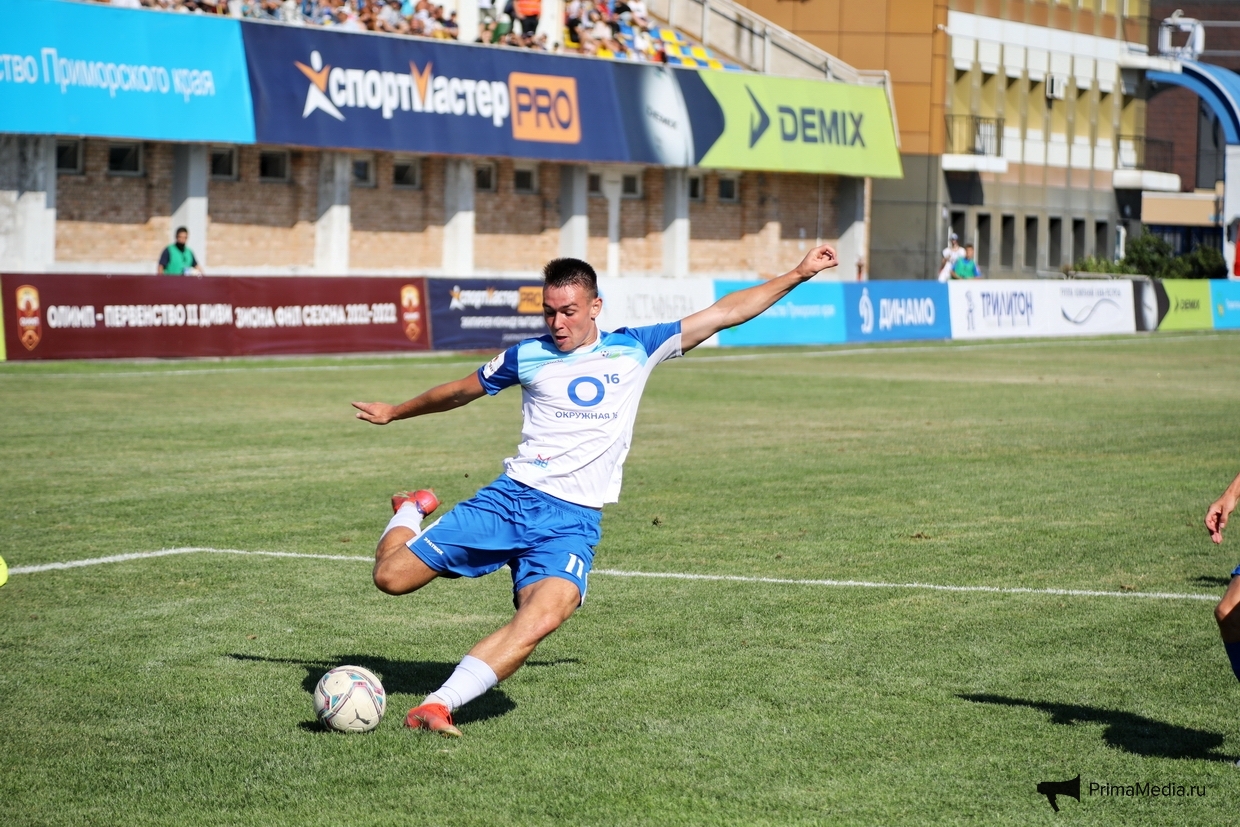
[87,0,739,67]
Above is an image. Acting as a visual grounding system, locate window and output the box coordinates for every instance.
[1071,218,1085,263]
[976,213,991,268]
[621,173,641,198]
[1024,216,1039,268]
[209,147,236,180]
[1094,221,1109,260]
[1048,217,1063,268]
[475,162,496,192]
[393,157,422,189]
[687,175,703,201]
[718,176,738,202]
[514,166,538,194]
[107,143,142,175]
[587,172,601,195]
[259,150,290,182]
[1001,214,1015,268]
[55,140,82,175]
[352,156,375,188]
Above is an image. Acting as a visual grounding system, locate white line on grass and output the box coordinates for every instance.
[6,547,1220,602]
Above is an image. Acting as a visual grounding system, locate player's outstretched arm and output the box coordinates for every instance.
[352,372,486,425]
[680,244,838,351]
[1207,471,1240,544]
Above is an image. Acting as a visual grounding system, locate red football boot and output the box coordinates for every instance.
[405,702,462,737]
[391,489,439,517]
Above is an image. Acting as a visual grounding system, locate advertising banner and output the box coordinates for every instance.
[596,277,717,346]
[948,280,1049,339]
[1,274,428,360]
[1156,280,1214,330]
[695,73,902,178]
[241,21,901,175]
[1046,280,1135,336]
[843,282,950,342]
[1211,280,1240,329]
[426,278,544,351]
[714,281,845,346]
[0,0,254,143]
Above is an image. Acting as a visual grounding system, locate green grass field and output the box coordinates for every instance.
[3,332,1240,825]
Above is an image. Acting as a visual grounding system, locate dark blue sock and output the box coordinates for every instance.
[1225,642,1240,682]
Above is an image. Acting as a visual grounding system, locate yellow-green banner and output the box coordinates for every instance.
[696,73,903,177]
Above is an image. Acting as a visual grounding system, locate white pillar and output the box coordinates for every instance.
[537,0,564,47]
[662,167,689,277]
[834,176,867,282]
[1225,145,1240,278]
[559,165,587,259]
[0,136,56,273]
[315,152,351,274]
[602,170,622,278]
[458,0,479,43]
[171,144,209,266]
[442,158,475,275]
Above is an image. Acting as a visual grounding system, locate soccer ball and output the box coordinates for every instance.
[314,665,386,733]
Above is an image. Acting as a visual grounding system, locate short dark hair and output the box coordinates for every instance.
[175,226,188,237]
[543,258,598,298]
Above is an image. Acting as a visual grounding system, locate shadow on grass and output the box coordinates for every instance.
[959,694,1235,763]
[1190,575,1231,589]
[228,652,525,727]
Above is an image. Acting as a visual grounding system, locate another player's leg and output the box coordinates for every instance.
[407,576,583,737]
[1215,570,1240,681]
[373,489,441,595]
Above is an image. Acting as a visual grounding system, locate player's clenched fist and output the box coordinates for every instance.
[794,244,839,279]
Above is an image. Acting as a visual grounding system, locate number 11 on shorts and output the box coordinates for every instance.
[564,554,585,578]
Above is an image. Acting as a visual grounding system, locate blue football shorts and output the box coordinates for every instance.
[407,475,602,603]
[1232,562,1240,578]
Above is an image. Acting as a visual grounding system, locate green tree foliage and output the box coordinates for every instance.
[1073,232,1227,279]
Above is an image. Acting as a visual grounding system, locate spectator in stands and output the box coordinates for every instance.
[512,0,540,35]
[158,228,203,277]
[951,244,981,279]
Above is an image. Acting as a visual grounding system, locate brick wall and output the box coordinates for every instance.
[56,139,174,264]
[208,146,318,268]
[53,141,846,276]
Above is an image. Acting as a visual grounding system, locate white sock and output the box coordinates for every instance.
[381,502,424,540]
[424,655,499,712]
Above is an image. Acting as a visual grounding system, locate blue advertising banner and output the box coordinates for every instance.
[714,281,845,346]
[243,22,633,162]
[426,278,546,351]
[1211,280,1240,329]
[0,0,254,143]
[843,282,950,342]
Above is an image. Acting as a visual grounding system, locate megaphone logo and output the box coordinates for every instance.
[1036,774,1080,812]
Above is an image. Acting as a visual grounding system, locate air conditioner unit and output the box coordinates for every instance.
[1046,74,1067,100]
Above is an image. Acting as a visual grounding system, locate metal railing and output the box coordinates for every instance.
[1115,135,1174,173]
[944,116,1004,157]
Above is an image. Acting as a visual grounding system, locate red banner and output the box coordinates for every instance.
[1,274,430,360]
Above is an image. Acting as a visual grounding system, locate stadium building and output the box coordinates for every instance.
[729,0,1201,278]
[0,0,901,281]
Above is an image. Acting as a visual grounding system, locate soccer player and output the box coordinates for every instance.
[352,245,838,736]
[1206,471,1240,683]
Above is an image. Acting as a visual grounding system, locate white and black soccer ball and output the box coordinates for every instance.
[314,665,386,733]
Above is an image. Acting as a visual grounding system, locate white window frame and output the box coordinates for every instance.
[513,164,539,194]
[475,161,497,192]
[717,174,740,203]
[687,173,704,202]
[351,154,376,188]
[392,155,423,189]
[209,146,237,181]
[106,142,143,177]
[55,139,83,175]
[258,149,291,183]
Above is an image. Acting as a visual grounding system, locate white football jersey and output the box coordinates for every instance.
[478,322,682,508]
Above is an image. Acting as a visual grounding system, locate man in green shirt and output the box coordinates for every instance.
[951,244,981,279]
[158,227,203,276]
